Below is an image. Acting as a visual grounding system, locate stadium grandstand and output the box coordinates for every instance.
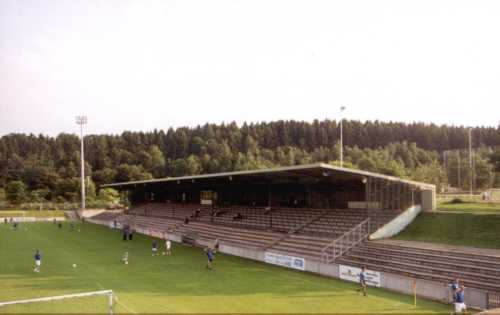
[92,163,500,308]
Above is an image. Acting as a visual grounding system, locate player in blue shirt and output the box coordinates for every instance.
[448,278,460,303]
[356,266,368,296]
[34,250,42,273]
[454,286,466,314]
[205,247,214,270]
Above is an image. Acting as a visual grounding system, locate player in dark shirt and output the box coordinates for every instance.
[152,240,158,256]
[34,250,42,273]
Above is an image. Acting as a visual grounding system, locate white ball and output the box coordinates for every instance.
[125,261,128,265]
[72,264,77,268]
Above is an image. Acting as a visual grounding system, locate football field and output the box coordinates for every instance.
[0,222,451,313]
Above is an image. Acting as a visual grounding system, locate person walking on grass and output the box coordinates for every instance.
[448,278,460,304]
[454,285,466,314]
[164,238,172,256]
[205,247,214,270]
[356,266,368,296]
[33,250,42,273]
[152,240,158,256]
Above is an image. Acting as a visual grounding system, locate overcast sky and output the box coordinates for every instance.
[1,0,499,136]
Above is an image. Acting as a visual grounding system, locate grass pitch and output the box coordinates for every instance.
[0,222,450,313]
[436,201,500,214]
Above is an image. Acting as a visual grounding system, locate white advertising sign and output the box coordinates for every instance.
[339,265,381,287]
[264,252,306,271]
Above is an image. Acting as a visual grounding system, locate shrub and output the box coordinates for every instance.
[449,198,464,204]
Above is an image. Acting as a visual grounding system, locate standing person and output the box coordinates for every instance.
[205,247,214,270]
[122,225,128,241]
[33,250,42,273]
[58,222,62,229]
[152,240,158,256]
[454,286,466,314]
[165,238,172,256]
[214,239,220,253]
[449,278,460,292]
[128,227,134,241]
[356,266,368,296]
[448,278,460,305]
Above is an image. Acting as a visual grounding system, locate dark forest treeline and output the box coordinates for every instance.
[0,119,499,204]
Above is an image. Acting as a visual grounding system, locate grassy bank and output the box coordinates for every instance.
[0,210,66,218]
[393,212,500,249]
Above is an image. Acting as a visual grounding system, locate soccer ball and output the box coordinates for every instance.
[125,261,128,265]
[162,252,166,255]
[72,264,77,268]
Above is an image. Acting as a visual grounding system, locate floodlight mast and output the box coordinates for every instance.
[339,106,346,167]
[469,127,473,199]
[76,116,87,211]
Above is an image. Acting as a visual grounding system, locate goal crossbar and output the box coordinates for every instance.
[0,290,114,314]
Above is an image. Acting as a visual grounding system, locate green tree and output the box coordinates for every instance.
[98,188,120,203]
[0,188,6,201]
[5,180,27,204]
[411,161,448,192]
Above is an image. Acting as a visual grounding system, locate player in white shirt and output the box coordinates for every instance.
[165,239,172,255]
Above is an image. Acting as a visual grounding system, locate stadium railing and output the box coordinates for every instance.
[321,218,371,263]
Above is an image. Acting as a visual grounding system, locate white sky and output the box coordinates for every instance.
[1,0,499,136]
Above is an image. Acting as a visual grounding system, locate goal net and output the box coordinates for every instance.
[0,290,114,314]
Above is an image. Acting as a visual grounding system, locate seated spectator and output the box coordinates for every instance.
[233,213,244,221]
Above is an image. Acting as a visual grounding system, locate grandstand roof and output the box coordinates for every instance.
[102,163,435,189]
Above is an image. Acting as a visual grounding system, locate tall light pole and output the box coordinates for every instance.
[76,116,87,211]
[339,106,346,167]
[468,127,473,199]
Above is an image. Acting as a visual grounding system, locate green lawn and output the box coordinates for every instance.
[0,210,65,218]
[437,202,500,214]
[393,212,500,249]
[0,222,450,314]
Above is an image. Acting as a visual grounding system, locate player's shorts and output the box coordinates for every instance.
[454,303,466,312]
[152,248,157,251]
[35,260,41,266]
[360,280,366,286]
[208,257,213,262]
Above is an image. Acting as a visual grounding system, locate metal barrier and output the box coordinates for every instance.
[488,291,500,309]
[321,218,371,263]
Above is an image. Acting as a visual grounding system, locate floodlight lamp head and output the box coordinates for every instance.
[75,116,87,125]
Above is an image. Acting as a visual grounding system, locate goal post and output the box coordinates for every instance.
[0,290,114,314]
